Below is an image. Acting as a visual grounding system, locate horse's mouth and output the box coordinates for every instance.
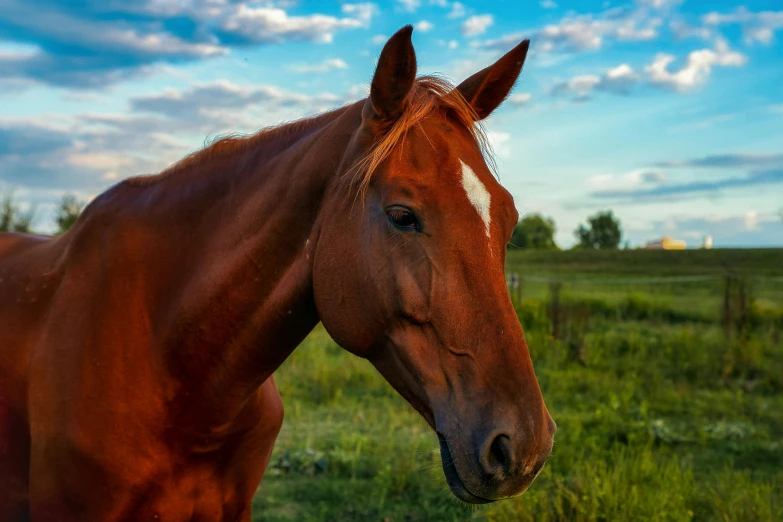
[437,434,496,504]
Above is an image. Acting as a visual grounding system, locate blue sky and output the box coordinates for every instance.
[1,0,781,247]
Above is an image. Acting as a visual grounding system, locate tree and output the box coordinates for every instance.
[54,194,85,235]
[0,192,36,233]
[509,213,558,250]
[574,210,622,250]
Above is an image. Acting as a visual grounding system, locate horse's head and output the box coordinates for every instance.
[312,26,554,503]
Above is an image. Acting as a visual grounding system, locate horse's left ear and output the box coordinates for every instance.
[456,39,530,120]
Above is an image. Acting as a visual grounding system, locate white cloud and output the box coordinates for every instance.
[129,80,350,127]
[67,152,135,171]
[669,19,714,41]
[416,20,434,32]
[586,169,667,191]
[0,42,40,61]
[290,58,349,73]
[341,3,378,25]
[543,14,660,49]
[0,1,372,88]
[602,63,640,93]
[487,131,511,158]
[509,93,533,106]
[551,63,639,100]
[371,34,387,44]
[461,15,494,37]
[586,173,615,190]
[552,74,601,100]
[442,57,496,81]
[220,6,363,44]
[744,210,758,230]
[645,41,746,93]
[345,83,370,99]
[614,17,662,41]
[447,2,467,19]
[538,19,603,51]
[483,17,641,54]
[0,118,184,196]
[396,0,420,12]
[448,40,459,49]
[540,0,558,9]
[703,7,783,45]
[0,7,225,59]
[480,4,662,55]
[636,0,682,9]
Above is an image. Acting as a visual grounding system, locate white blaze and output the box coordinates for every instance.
[459,159,491,238]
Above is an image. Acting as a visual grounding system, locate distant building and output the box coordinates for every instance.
[645,236,687,250]
[702,235,713,249]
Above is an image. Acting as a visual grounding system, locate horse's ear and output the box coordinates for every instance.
[364,25,417,123]
[456,39,530,120]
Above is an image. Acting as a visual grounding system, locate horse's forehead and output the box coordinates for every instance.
[404,119,492,181]
[389,145,496,197]
[417,127,502,197]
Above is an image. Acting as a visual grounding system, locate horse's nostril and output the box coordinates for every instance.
[484,434,513,477]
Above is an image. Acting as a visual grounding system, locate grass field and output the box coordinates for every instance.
[251,250,783,521]
[504,248,783,277]
[506,248,783,325]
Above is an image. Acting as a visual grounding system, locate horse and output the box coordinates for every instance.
[0,26,555,521]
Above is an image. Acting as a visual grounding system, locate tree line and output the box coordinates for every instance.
[509,210,623,250]
[0,192,84,235]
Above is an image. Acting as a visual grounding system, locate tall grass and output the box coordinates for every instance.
[253,297,783,521]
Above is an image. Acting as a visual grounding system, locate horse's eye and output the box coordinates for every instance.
[386,206,419,231]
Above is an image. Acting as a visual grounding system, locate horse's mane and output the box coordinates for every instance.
[351,75,494,197]
[124,75,492,191]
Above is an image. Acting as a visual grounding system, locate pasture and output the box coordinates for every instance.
[251,249,783,521]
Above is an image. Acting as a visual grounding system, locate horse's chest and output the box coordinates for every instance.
[30,438,268,522]
[27,379,283,521]
[117,463,259,522]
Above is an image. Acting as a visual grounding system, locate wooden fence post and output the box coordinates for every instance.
[507,273,520,305]
[549,281,562,340]
[516,274,523,304]
[736,277,750,342]
[722,274,732,344]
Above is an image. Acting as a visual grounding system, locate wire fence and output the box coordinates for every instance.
[505,272,783,340]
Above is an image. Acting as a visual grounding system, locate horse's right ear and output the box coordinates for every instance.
[364,25,417,123]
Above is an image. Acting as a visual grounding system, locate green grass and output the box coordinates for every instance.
[252,319,783,521]
[504,248,783,277]
[251,251,783,521]
[505,249,783,325]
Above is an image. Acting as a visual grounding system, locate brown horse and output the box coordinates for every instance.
[0,26,554,521]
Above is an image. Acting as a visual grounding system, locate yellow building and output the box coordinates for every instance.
[645,236,687,250]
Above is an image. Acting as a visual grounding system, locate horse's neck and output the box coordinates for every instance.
[118,102,361,427]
